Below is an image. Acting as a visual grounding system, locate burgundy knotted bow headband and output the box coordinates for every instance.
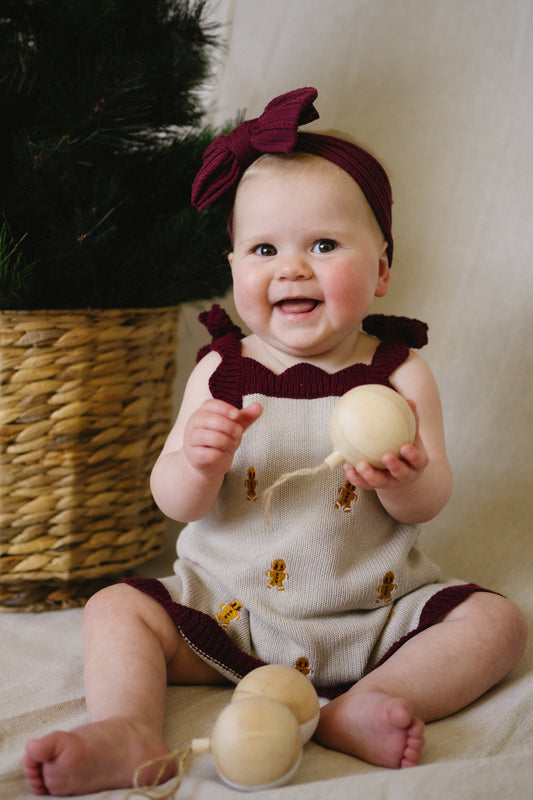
[191,87,394,263]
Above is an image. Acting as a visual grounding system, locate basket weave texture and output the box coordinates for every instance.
[0,307,179,611]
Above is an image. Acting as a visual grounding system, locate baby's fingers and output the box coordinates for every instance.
[189,422,239,453]
[379,441,428,482]
[239,401,263,430]
[343,461,390,491]
[187,400,262,456]
[187,402,242,450]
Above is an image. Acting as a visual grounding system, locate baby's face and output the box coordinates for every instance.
[228,157,390,367]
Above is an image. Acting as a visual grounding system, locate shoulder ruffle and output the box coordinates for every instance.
[363,314,428,349]
[194,306,429,405]
[196,304,245,362]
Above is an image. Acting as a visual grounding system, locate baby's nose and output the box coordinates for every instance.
[274,254,312,280]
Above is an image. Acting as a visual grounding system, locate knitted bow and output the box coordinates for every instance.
[191,87,319,210]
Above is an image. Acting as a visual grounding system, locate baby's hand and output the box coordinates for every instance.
[343,401,429,491]
[183,399,262,477]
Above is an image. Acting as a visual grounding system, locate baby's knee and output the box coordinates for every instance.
[82,582,143,634]
[470,592,528,666]
[497,596,528,661]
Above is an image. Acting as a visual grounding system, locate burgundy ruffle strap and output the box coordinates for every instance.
[363,314,428,349]
[195,306,429,407]
[191,87,319,210]
[362,314,429,384]
[196,304,244,363]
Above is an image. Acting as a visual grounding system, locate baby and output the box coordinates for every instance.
[24,87,527,796]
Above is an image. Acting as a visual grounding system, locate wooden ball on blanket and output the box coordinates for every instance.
[208,696,303,790]
[325,384,416,470]
[233,664,320,743]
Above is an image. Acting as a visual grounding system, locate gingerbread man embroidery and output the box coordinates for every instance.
[335,480,358,512]
[295,657,313,676]
[376,571,397,604]
[265,559,289,591]
[244,466,258,501]
[215,599,243,629]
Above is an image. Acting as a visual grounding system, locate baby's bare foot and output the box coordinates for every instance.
[23,717,173,796]
[315,689,425,768]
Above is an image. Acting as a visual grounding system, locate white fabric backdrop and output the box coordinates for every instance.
[2,3,532,798]
[179,0,533,592]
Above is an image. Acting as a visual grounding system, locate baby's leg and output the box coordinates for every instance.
[315,592,527,768]
[23,583,226,796]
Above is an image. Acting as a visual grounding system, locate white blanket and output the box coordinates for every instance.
[2,1,532,797]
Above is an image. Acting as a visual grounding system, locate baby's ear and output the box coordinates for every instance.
[228,252,234,267]
[375,247,391,297]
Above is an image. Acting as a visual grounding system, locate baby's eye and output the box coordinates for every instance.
[312,239,337,254]
[254,243,277,256]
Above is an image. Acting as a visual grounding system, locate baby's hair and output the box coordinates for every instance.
[227,148,386,249]
[241,150,320,178]
[226,151,323,241]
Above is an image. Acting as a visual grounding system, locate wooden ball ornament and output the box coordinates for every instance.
[325,384,416,470]
[232,664,320,743]
[193,696,303,791]
[263,383,416,522]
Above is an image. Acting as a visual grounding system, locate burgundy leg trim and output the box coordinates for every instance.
[124,578,495,700]
[314,583,496,700]
[123,577,265,682]
[371,582,496,671]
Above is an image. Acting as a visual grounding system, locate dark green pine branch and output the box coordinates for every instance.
[0,0,233,309]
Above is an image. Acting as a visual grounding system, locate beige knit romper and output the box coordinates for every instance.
[127,306,483,697]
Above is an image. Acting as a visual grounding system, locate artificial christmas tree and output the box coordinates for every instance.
[0,0,232,610]
[0,0,231,308]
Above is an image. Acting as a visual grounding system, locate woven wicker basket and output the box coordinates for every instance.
[0,306,179,612]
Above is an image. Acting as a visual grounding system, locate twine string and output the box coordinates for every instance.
[263,462,329,524]
[126,746,192,800]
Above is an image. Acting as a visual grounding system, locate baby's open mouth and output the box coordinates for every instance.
[275,298,320,314]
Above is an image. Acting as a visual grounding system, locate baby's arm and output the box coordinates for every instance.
[343,351,453,524]
[150,351,262,522]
